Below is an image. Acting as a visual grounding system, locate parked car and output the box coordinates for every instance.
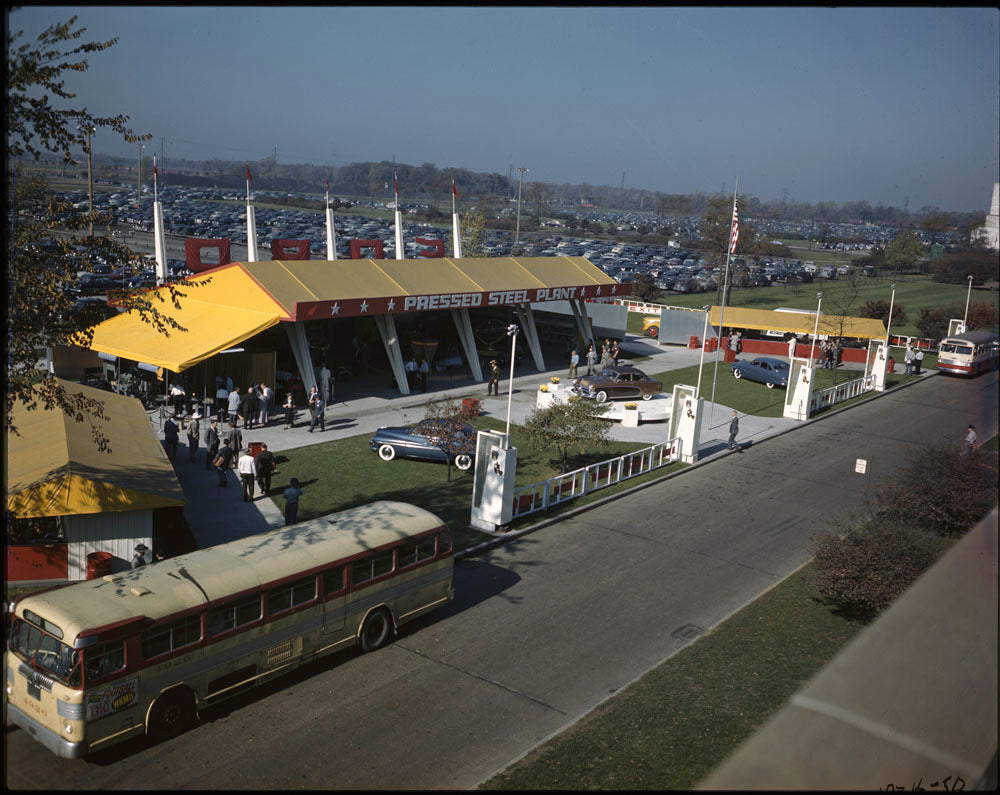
[731,357,790,389]
[369,418,475,470]
[641,316,661,338]
[572,365,663,403]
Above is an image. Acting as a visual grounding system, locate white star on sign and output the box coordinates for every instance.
[330,303,341,315]
[595,286,602,295]
[387,299,395,311]
[360,300,369,313]
[611,284,618,294]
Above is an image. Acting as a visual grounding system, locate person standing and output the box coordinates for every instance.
[600,340,611,370]
[258,383,272,427]
[186,411,201,464]
[486,360,500,396]
[255,443,275,496]
[163,415,179,463]
[404,357,418,389]
[568,350,579,378]
[914,347,924,375]
[283,478,303,526]
[227,422,243,470]
[283,392,296,429]
[308,385,325,433]
[227,387,241,428]
[319,363,332,404]
[242,386,258,431]
[419,359,430,392]
[904,343,915,375]
[238,447,257,502]
[787,334,797,361]
[204,419,220,471]
[216,383,230,424]
[131,543,150,569]
[728,410,740,451]
[215,438,234,486]
[964,424,977,454]
[610,340,620,367]
[585,344,597,375]
[169,383,186,416]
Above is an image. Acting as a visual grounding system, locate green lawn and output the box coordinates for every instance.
[269,415,684,551]
[632,275,997,339]
[481,562,867,790]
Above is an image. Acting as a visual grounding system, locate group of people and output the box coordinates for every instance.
[818,339,842,369]
[903,343,925,375]
[214,379,274,430]
[568,339,620,378]
[404,357,432,392]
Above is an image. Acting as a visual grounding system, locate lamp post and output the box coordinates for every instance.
[810,292,823,362]
[884,283,896,350]
[136,143,145,208]
[963,275,974,328]
[505,323,519,443]
[514,166,528,245]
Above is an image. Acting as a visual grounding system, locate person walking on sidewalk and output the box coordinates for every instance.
[216,383,230,424]
[308,385,326,433]
[227,387,241,427]
[255,443,275,496]
[227,422,243,470]
[568,350,579,378]
[585,344,597,375]
[186,412,201,463]
[215,439,234,486]
[728,410,740,451]
[486,360,500,396]
[283,478,303,526]
[163,415,179,463]
[914,347,924,375]
[238,447,257,502]
[204,419,220,471]
[283,392,296,429]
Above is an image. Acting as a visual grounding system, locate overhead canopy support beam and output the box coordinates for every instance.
[285,322,317,395]
[450,307,483,383]
[513,303,545,371]
[374,314,410,396]
[569,299,596,351]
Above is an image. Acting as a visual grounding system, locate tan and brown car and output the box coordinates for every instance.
[572,365,663,403]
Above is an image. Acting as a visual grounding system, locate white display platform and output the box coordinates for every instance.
[604,393,672,424]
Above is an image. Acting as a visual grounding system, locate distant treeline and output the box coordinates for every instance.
[64,152,984,228]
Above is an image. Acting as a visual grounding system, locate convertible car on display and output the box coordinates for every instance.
[369,418,476,470]
[572,365,663,403]
[731,356,790,389]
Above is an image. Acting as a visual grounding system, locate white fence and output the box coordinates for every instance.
[810,375,875,414]
[511,439,682,520]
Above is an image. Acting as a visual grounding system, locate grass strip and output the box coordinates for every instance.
[481,562,866,790]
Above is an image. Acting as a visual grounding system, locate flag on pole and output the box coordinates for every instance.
[153,154,158,180]
[246,164,253,184]
[325,171,329,194]
[394,172,399,198]
[729,199,739,254]
[451,179,460,200]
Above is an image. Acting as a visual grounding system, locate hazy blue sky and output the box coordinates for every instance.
[10,6,1000,212]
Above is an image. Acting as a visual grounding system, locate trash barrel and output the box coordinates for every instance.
[887,357,895,374]
[86,551,113,580]
[689,336,700,349]
[248,441,264,458]
[724,349,736,363]
[706,337,718,352]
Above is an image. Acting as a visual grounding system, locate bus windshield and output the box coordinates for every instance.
[10,618,82,687]
[940,343,972,355]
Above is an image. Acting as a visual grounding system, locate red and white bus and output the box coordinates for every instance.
[5,501,453,758]
[936,330,1000,376]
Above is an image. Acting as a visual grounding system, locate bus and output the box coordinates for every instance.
[936,330,1000,376]
[5,501,454,758]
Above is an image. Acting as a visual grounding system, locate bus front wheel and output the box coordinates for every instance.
[148,688,196,742]
[359,609,392,653]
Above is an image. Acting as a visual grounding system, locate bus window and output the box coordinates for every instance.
[352,550,394,585]
[437,532,452,555]
[397,537,436,569]
[83,640,125,683]
[268,576,316,615]
[323,566,345,597]
[141,614,202,659]
[206,594,262,637]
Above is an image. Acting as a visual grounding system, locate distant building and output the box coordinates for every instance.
[971,183,999,250]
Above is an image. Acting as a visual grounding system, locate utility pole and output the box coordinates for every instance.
[515,166,529,244]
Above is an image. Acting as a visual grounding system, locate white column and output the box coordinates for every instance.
[452,212,463,258]
[568,299,596,350]
[153,200,167,285]
[374,314,410,395]
[513,303,545,371]
[450,307,484,382]
[394,209,405,260]
[284,322,317,394]
[326,207,338,260]
[246,203,259,262]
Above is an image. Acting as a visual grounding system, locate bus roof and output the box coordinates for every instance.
[941,330,998,345]
[14,501,445,644]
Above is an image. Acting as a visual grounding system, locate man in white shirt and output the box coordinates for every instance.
[258,383,272,426]
[216,383,230,423]
[238,447,258,502]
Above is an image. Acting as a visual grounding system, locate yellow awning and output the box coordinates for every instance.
[84,267,284,372]
[7,379,185,518]
[709,306,886,339]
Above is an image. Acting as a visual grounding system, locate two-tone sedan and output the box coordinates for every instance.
[370,418,476,470]
[572,365,663,403]
[731,356,790,389]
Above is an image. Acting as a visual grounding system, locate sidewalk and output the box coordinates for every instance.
[154,336,881,550]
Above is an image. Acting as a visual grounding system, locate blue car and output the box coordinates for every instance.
[370,418,475,470]
[732,356,790,389]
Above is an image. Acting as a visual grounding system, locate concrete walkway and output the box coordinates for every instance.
[154,336,889,550]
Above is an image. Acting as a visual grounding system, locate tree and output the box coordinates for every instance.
[882,229,925,273]
[859,299,907,327]
[460,208,488,257]
[629,274,660,303]
[8,14,190,451]
[523,396,611,471]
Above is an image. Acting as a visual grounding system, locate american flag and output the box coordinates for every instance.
[729,200,739,254]
[246,164,253,184]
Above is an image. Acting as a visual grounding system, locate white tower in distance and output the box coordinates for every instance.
[972,182,999,250]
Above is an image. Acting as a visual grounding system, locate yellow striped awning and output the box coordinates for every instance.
[709,306,886,339]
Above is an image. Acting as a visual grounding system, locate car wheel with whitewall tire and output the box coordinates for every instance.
[641,392,653,401]
[733,369,743,379]
[595,390,608,403]
[454,453,473,471]
[377,444,396,461]
[766,381,775,389]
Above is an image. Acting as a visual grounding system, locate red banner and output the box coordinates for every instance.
[271,239,311,260]
[185,238,232,273]
[415,237,445,258]
[349,239,385,259]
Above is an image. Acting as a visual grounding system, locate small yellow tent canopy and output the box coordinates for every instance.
[7,379,185,518]
[709,306,886,339]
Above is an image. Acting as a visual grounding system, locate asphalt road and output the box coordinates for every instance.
[4,372,996,789]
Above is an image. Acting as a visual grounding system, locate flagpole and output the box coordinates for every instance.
[153,154,158,204]
[325,170,337,260]
[709,177,738,428]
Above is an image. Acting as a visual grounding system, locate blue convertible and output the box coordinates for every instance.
[370,418,476,470]
[731,356,790,389]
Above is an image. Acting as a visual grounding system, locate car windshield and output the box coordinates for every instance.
[10,618,82,687]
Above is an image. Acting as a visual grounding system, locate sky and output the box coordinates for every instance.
[9,6,1000,213]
